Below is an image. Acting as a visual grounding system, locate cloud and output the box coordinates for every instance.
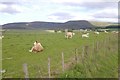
[50,0,119,3]
[59,2,117,10]
[93,13,117,19]
[0,0,31,14]
[0,0,46,14]
[0,6,21,14]
[0,3,28,14]
[48,12,75,20]
[92,8,118,18]
[0,0,24,5]
[0,1,19,14]
[1,2,18,5]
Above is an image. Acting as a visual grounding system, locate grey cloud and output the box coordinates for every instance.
[49,12,75,20]
[0,1,24,14]
[0,0,23,5]
[62,2,117,10]
[1,2,20,5]
[93,12,118,19]
[0,6,21,14]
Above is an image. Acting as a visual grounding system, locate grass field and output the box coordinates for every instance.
[2,29,118,78]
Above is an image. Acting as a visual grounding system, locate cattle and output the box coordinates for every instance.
[65,32,75,39]
[45,30,55,33]
[112,31,119,34]
[0,36,4,39]
[82,33,89,38]
[29,41,44,53]
[94,31,99,34]
[0,69,6,73]
[104,30,108,33]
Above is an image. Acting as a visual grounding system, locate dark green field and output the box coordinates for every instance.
[2,30,118,78]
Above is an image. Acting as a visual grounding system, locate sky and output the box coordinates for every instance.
[0,0,119,25]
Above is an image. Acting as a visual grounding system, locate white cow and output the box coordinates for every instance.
[94,31,99,34]
[0,69,6,73]
[116,31,119,34]
[65,32,75,39]
[104,30,108,33]
[112,31,119,34]
[82,33,89,38]
[0,36,4,39]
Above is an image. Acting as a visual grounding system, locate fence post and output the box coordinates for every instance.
[85,46,89,56]
[92,42,96,62]
[104,38,107,55]
[23,63,29,80]
[108,37,111,51]
[62,52,64,72]
[48,57,51,78]
[82,46,84,63]
[96,41,99,53]
[75,48,78,64]
[119,66,120,80]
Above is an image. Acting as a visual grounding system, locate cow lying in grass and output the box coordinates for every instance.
[94,31,99,34]
[29,41,44,53]
[65,32,75,39]
[82,33,89,38]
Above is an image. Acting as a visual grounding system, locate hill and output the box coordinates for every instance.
[2,20,119,30]
[2,20,94,30]
[89,21,117,27]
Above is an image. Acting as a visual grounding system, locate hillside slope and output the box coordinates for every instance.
[2,20,94,30]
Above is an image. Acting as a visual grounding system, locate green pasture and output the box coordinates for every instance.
[2,30,118,78]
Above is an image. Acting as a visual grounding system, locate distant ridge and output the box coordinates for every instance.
[2,20,95,30]
[89,21,118,27]
[2,20,118,30]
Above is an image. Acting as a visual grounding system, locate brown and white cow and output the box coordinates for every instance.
[29,41,44,53]
[65,32,75,39]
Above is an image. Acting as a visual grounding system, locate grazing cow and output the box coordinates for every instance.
[0,69,6,73]
[82,33,89,38]
[104,30,108,33]
[94,31,99,34]
[65,32,75,39]
[112,31,119,34]
[0,36,4,39]
[29,41,44,53]
[116,31,119,34]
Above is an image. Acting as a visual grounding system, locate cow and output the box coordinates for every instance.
[65,32,75,39]
[94,31,99,34]
[82,33,89,38]
[104,30,108,33]
[29,41,44,53]
[0,36,4,39]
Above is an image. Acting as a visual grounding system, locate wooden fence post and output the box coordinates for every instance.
[93,42,97,64]
[75,48,78,64]
[23,63,29,80]
[48,57,51,78]
[96,41,99,53]
[82,46,84,63]
[119,66,120,80]
[108,37,111,51]
[93,42,95,54]
[61,52,64,72]
[85,46,89,56]
[104,38,107,55]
